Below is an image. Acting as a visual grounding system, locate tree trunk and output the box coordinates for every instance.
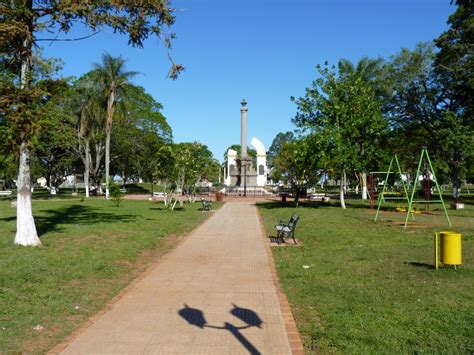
[294,187,300,207]
[340,170,346,209]
[84,138,90,198]
[343,170,347,193]
[105,128,111,198]
[104,88,115,199]
[452,165,461,203]
[361,171,368,200]
[355,172,359,195]
[15,141,41,246]
[15,2,41,246]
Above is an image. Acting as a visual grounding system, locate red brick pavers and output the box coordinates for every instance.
[58,202,292,354]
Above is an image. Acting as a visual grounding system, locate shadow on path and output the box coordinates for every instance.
[178,304,263,355]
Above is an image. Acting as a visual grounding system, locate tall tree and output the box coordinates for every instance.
[112,84,172,189]
[33,90,77,191]
[174,142,215,202]
[292,62,387,208]
[273,137,321,207]
[385,43,473,200]
[434,0,474,200]
[0,51,66,245]
[71,74,106,198]
[0,1,182,246]
[91,54,137,199]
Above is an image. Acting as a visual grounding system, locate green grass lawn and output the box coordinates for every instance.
[258,199,474,354]
[0,198,217,353]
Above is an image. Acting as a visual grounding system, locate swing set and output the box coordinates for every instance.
[373,148,451,229]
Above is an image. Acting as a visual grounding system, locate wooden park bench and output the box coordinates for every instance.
[0,191,12,196]
[200,198,212,212]
[275,214,300,244]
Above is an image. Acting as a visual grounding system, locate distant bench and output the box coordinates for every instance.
[309,193,330,202]
[200,198,212,211]
[152,192,168,200]
[0,191,12,196]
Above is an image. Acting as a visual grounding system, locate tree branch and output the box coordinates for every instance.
[37,31,101,43]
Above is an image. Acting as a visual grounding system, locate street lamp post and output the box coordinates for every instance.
[240,99,248,197]
[243,160,247,197]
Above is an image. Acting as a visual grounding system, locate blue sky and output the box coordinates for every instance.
[41,0,455,162]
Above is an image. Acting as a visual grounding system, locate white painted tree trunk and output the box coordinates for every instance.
[105,129,110,199]
[84,139,90,198]
[104,88,115,200]
[15,142,42,246]
[362,172,368,200]
[340,170,346,209]
[343,170,347,193]
[15,19,41,247]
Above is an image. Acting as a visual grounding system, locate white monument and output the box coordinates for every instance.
[250,137,267,187]
[224,99,267,188]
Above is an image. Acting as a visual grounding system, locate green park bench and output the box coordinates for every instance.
[275,214,300,244]
[200,198,212,212]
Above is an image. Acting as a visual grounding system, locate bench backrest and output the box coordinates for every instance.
[288,214,299,229]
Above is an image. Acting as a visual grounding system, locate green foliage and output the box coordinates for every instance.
[0,1,183,79]
[31,84,79,188]
[0,154,16,184]
[173,142,215,193]
[109,183,123,206]
[0,53,68,152]
[292,59,387,179]
[273,137,321,206]
[384,43,474,196]
[267,131,295,168]
[111,84,172,182]
[435,0,474,117]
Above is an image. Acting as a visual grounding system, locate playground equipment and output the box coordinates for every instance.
[374,149,452,229]
[373,155,413,223]
[434,231,462,270]
[404,148,451,229]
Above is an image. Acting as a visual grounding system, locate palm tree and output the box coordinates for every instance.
[92,54,138,198]
[72,75,106,198]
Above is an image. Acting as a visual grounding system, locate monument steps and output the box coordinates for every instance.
[224,186,273,197]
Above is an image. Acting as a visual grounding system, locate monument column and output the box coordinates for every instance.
[240,99,249,195]
[241,99,248,157]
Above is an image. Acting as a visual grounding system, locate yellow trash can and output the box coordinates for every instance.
[440,231,462,265]
[435,231,462,270]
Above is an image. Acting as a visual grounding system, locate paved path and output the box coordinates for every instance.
[59,202,292,354]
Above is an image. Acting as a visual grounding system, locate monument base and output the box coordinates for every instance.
[224,186,272,197]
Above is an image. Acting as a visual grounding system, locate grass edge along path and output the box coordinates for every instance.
[0,199,220,353]
[256,207,305,355]
[257,199,474,354]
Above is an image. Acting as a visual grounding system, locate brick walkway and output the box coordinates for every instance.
[58,202,295,354]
